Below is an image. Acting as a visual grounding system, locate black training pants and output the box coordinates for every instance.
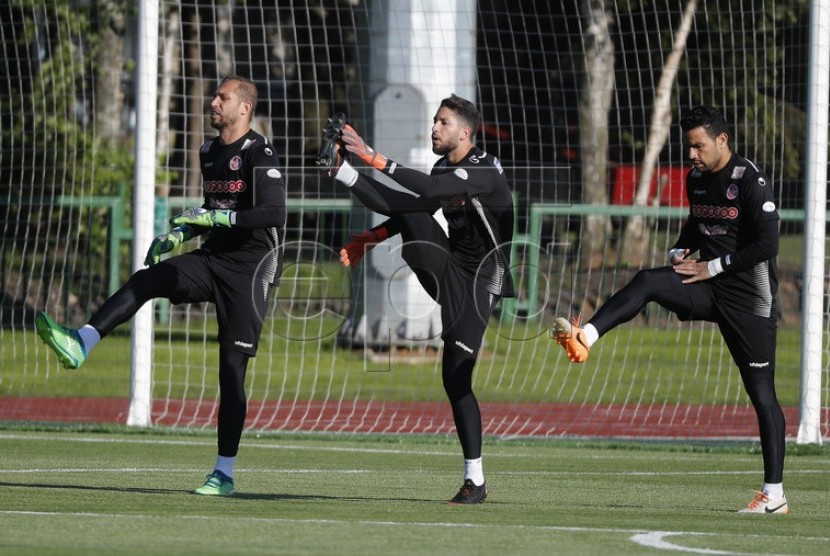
[588,266,785,483]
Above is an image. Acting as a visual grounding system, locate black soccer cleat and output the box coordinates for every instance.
[316,112,348,175]
[448,479,488,505]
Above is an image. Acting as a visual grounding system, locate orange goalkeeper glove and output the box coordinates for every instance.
[339,227,389,268]
[341,124,389,171]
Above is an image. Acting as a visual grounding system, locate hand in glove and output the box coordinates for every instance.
[341,124,389,171]
[145,225,196,266]
[170,207,234,228]
[339,227,389,268]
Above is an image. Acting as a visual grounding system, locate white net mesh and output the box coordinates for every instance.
[0,0,826,439]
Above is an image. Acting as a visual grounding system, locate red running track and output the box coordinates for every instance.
[1,396,818,439]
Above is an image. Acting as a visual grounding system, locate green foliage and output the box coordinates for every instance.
[1,0,136,315]
[677,0,810,181]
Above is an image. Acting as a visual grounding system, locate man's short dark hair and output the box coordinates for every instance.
[222,75,258,112]
[440,94,481,138]
[680,105,729,139]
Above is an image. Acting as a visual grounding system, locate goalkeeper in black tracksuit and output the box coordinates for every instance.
[36,75,285,496]
[551,105,788,514]
[320,94,515,504]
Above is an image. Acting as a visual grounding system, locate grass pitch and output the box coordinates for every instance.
[0,428,828,555]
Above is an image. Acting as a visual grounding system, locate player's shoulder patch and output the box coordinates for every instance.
[492,156,504,174]
[471,150,505,175]
[735,156,767,186]
[200,139,214,153]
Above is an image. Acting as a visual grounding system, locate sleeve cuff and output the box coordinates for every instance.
[334,160,359,187]
[707,257,724,276]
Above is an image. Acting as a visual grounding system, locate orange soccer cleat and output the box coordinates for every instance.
[550,316,590,363]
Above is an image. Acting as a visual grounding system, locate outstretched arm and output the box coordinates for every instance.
[339,124,476,201]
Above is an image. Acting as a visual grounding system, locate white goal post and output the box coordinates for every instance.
[796,0,830,445]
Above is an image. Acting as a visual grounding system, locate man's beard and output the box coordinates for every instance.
[432,143,451,156]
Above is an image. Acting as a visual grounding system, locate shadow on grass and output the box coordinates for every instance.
[0,480,440,503]
[0,480,192,496]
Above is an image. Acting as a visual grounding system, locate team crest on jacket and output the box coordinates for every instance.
[726,184,739,200]
[442,194,467,208]
[454,168,469,180]
[229,156,242,171]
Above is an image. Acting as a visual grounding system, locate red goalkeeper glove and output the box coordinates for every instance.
[339,227,389,268]
[341,124,389,171]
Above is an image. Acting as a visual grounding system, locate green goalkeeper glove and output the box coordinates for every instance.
[144,225,196,266]
[170,207,234,228]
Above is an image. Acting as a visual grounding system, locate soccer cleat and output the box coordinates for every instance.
[448,479,488,505]
[550,316,590,363]
[316,112,348,176]
[35,312,86,369]
[738,492,789,514]
[194,470,235,496]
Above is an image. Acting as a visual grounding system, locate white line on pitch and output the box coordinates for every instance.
[2,433,829,466]
[3,467,827,478]
[1,468,372,474]
[1,509,827,555]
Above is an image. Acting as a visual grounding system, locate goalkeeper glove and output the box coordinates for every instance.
[339,227,389,268]
[341,124,389,171]
[170,207,234,228]
[145,225,196,266]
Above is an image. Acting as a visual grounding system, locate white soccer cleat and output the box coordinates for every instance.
[737,492,789,514]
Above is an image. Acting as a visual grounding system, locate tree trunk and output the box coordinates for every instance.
[186,9,206,200]
[93,0,126,144]
[156,4,180,199]
[620,0,698,266]
[578,0,615,270]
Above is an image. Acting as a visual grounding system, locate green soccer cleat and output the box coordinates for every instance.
[35,312,86,370]
[194,470,235,496]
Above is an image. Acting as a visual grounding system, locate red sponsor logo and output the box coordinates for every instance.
[204,180,247,193]
[691,204,739,219]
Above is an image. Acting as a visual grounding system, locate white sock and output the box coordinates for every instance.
[214,455,235,479]
[77,325,101,355]
[763,482,784,499]
[334,160,358,187]
[464,457,484,486]
[583,323,599,346]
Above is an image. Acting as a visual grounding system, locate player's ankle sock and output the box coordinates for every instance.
[214,455,235,479]
[763,482,783,499]
[77,325,101,355]
[583,324,599,346]
[464,457,484,486]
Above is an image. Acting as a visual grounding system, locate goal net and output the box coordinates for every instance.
[1,0,826,440]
